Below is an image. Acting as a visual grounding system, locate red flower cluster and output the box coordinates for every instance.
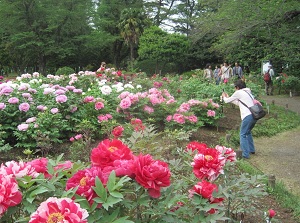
[130,118,145,132]
[111,126,124,139]
[89,139,171,198]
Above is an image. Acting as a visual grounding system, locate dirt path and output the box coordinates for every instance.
[250,95,300,196]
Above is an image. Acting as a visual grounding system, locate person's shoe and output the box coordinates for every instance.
[250,152,255,154]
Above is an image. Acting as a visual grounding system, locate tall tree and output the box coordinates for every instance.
[138,26,189,73]
[192,0,300,74]
[0,0,93,74]
[93,0,144,68]
[118,8,150,69]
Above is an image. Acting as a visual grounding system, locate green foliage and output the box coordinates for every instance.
[55,67,75,76]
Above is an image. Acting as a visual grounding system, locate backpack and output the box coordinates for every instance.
[264,69,271,82]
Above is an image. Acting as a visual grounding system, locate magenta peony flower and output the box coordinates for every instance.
[55,95,68,103]
[29,197,88,223]
[133,154,171,198]
[215,145,236,162]
[19,102,30,112]
[8,97,19,104]
[17,123,29,131]
[112,126,124,138]
[0,103,6,110]
[0,174,22,217]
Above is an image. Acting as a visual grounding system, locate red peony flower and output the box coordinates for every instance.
[133,154,171,198]
[0,174,22,217]
[29,197,88,223]
[112,126,124,139]
[191,148,226,181]
[189,180,224,214]
[27,158,51,178]
[186,141,208,153]
[66,167,107,204]
[268,209,276,218]
[91,139,134,169]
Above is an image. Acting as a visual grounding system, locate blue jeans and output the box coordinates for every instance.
[240,114,257,158]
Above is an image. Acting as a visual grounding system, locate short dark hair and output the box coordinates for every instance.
[234,79,246,89]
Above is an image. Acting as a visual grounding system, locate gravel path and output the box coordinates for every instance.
[250,95,300,196]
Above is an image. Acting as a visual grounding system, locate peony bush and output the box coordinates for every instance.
[0,70,222,154]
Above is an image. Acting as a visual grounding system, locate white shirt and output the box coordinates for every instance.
[223,88,254,120]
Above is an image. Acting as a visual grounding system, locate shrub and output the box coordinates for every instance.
[55,66,75,75]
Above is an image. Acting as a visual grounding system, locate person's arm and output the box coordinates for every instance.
[222,91,240,105]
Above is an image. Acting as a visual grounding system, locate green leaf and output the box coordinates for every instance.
[107,171,117,192]
[102,196,123,210]
[93,177,107,201]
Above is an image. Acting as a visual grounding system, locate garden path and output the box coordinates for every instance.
[250,94,300,196]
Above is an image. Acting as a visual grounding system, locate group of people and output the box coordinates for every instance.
[203,62,245,85]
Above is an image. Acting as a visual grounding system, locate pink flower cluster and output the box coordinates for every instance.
[97,113,113,122]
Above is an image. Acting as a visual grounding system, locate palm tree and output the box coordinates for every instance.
[118,8,149,70]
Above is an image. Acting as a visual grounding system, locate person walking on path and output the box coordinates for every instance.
[265,64,274,95]
[222,79,257,159]
[233,62,243,79]
[203,64,213,81]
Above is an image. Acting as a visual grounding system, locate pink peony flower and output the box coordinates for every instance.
[97,115,108,122]
[166,115,172,122]
[66,167,107,204]
[0,174,22,217]
[133,154,171,198]
[83,96,95,103]
[17,123,29,131]
[186,115,198,123]
[215,145,236,162]
[119,98,132,109]
[26,117,36,123]
[19,102,30,112]
[0,103,6,110]
[191,148,226,181]
[95,101,104,110]
[0,161,39,178]
[55,95,68,103]
[144,105,154,114]
[27,158,50,178]
[37,105,47,111]
[50,108,59,114]
[74,134,82,140]
[207,110,216,117]
[173,113,185,124]
[29,197,88,223]
[70,137,75,142]
[8,97,19,104]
